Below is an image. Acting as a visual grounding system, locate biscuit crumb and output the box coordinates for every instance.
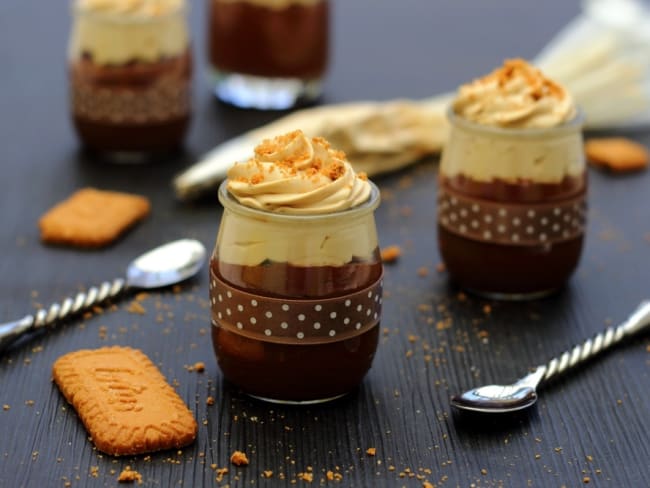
[585,137,649,172]
[206,396,215,406]
[215,467,229,482]
[298,472,313,482]
[366,447,376,456]
[380,245,402,263]
[127,301,146,315]
[3,404,10,411]
[262,470,273,478]
[118,467,142,484]
[230,450,249,466]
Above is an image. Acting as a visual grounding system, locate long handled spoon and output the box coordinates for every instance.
[451,301,650,413]
[0,239,206,353]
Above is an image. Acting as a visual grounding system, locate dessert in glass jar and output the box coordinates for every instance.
[69,0,192,157]
[210,130,382,403]
[437,59,586,299]
[208,0,329,110]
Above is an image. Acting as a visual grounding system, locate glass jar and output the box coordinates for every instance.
[437,109,587,299]
[207,0,329,110]
[210,181,383,403]
[69,0,192,157]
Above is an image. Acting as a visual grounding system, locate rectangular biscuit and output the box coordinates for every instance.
[39,187,150,248]
[52,346,197,456]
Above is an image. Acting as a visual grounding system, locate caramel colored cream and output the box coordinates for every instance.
[453,58,575,129]
[227,130,371,214]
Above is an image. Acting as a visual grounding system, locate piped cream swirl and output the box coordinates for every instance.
[227,130,371,215]
[453,59,576,128]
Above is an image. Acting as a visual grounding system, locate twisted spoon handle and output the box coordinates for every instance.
[0,278,126,353]
[541,300,650,384]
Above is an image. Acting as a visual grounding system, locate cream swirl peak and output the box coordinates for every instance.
[453,59,576,129]
[227,130,371,214]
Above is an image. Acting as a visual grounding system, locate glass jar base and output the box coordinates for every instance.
[247,392,348,405]
[212,70,323,110]
[464,287,559,302]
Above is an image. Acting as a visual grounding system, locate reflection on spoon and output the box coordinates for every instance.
[0,239,206,353]
[451,301,650,414]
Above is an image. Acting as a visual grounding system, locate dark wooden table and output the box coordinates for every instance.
[2,1,649,487]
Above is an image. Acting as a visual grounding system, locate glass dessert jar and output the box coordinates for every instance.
[207,0,329,110]
[437,59,587,299]
[210,131,382,403]
[69,0,192,157]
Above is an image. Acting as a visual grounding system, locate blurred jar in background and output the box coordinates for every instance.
[208,0,329,110]
[69,0,192,158]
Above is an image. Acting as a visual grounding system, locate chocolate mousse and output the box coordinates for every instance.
[210,130,383,402]
[437,59,586,298]
[209,0,328,78]
[69,0,192,154]
[207,0,328,108]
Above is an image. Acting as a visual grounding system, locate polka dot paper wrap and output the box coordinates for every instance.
[210,270,383,345]
[437,187,586,246]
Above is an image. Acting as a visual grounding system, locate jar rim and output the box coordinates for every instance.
[71,0,187,23]
[218,179,381,223]
[446,106,584,138]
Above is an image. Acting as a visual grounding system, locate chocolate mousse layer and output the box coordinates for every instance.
[70,50,192,153]
[210,256,382,401]
[438,176,586,296]
[208,0,328,79]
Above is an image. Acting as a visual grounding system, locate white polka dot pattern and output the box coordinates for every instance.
[209,270,383,345]
[437,188,586,246]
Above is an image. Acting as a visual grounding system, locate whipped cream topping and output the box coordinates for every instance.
[70,0,188,65]
[227,130,371,215]
[453,59,576,129]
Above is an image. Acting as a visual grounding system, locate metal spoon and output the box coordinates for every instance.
[451,300,650,413]
[0,239,206,353]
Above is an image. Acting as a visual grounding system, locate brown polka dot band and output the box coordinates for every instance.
[438,187,586,246]
[71,76,190,124]
[210,270,383,345]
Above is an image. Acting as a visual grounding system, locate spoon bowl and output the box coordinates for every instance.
[451,384,538,414]
[126,239,206,289]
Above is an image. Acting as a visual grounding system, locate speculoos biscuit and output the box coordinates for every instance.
[52,346,197,456]
[39,188,150,247]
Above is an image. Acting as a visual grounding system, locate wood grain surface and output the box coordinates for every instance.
[1,1,648,487]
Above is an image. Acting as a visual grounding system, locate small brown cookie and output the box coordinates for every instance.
[39,188,150,247]
[585,137,649,172]
[52,346,197,456]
